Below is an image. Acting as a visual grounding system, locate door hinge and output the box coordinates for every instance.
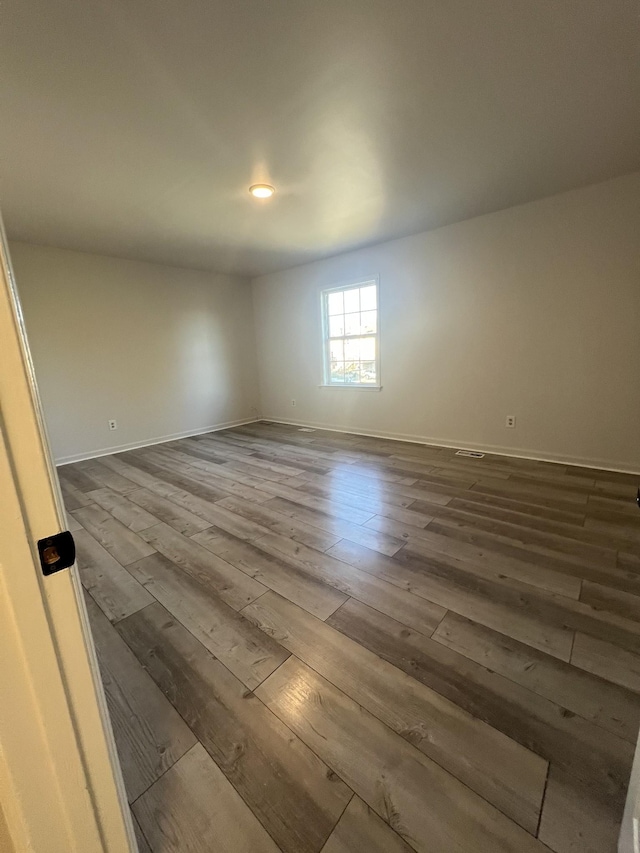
[37,531,76,576]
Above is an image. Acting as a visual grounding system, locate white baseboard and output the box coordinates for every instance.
[55,417,260,466]
[262,415,640,476]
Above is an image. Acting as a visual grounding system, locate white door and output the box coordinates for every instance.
[0,217,136,852]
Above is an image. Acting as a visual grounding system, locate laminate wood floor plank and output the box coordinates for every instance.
[467,480,590,513]
[584,515,640,550]
[571,632,640,693]
[257,657,549,853]
[59,464,104,493]
[59,476,94,509]
[185,438,305,477]
[255,532,446,636]
[505,472,602,497]
[138,522,266,610]
[580,580,640,622]
[322,461,420,486]
[413,480,587,525]
[166,441,304,489]
[155,454,275,503]
[226,458,303,482]
[432,461,577,486]
[195,433,259,455]
[73,504,156,566]
[146,450,267,502]
[216,495,342,551]
[293,474,424,508]
[66,511,82,532]
[118,601,352,853]
[98,454,182,497]
[320,796,413,853]
[423,509,616,566]
[295,481,448,526]
[263,496,405,556]
[166,439,229,465]
[243,591,548,831]
[252,449,333,475]
[76,458,140,494]
[448,496,594,537]
[74,528,154,622]
[537,766,622,853]
[133,744,281,853]
[586,493,640,518]
[472,477,590,507]
[403,528,582,599]
[85,594,196,801]
[412,515,640,596]
[391,544,640,657]
[132,814,152,853]
[192,527,348,619]
[328,539,574,660]
[378,455,482,482]
[432,611,640,743]
[118,451,233,503]
[126,553,286,689]
[86,487,159,532]
[325,599,634,796]
[125,487,211,536]
[156,446,283,492]
[254,480,376,524]
[174,490,277,539]
[296,466,440,499]
[619,552,640,573]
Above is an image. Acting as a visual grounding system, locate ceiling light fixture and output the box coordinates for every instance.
[249,184,275,199]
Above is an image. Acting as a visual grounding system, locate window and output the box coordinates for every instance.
[321,279,379,387]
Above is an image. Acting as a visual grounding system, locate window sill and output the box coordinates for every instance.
[318,384,382,390]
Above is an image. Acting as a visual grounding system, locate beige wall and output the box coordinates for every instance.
[10,243,259,463]
[252,173,640,472]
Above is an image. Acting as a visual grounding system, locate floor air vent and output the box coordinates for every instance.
[455,449,485,458]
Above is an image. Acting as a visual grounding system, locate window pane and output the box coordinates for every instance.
[360,361,377,383]
[360,310,377,334]
[344,313,360,336]
[360,285,377,310]
[329,340,344,361]
[344,338,360,360]
[359,337,376,361]
[327,291,344,315]
[330,362,345,382]
[343,288,360,314]
[344,363,361,383]
[329,315,345,337]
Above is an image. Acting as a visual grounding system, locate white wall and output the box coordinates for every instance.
[10,243,259,463]
[252,173,640,472]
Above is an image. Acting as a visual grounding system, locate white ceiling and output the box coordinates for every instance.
[1,0,639,277]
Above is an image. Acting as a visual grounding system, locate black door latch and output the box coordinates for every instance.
[37,531,76,576]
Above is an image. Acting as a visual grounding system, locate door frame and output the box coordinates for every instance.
[0,217,135,851]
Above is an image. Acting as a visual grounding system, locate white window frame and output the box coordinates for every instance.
[320,277,381,388]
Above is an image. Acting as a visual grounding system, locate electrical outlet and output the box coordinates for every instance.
[505,415,516,428]
[108,419,118,431]
[291,399,296,407]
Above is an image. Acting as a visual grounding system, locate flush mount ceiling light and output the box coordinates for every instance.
[249,184,275,199]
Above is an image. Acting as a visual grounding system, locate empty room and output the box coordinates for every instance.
[1,1,640,852]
